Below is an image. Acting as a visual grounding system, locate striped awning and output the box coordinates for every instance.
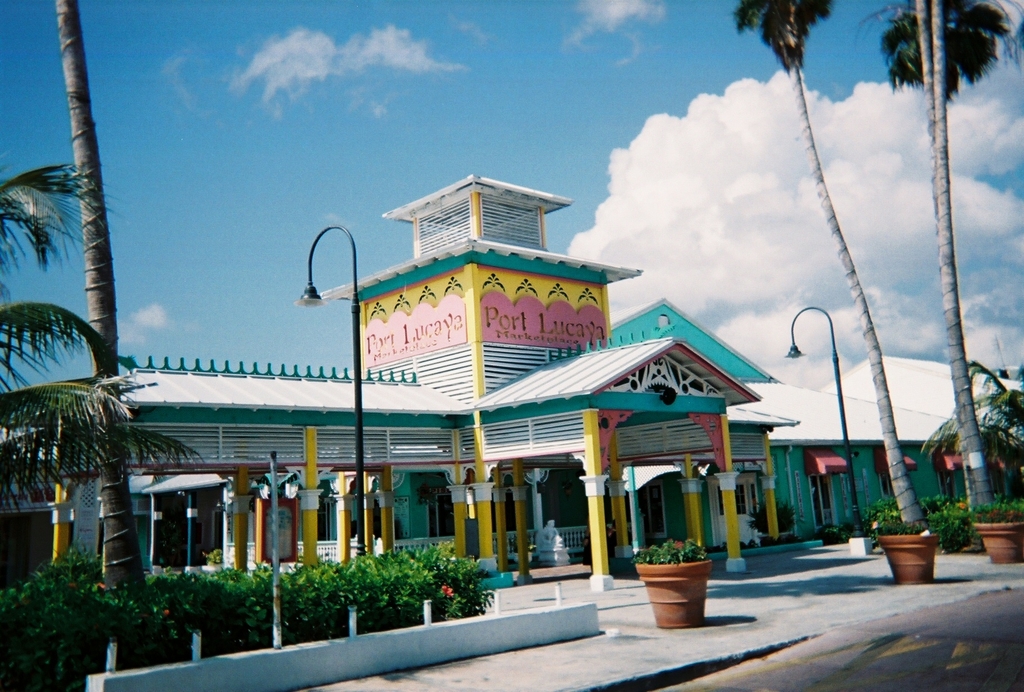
[804,448,848,475]
[873,447,918,474]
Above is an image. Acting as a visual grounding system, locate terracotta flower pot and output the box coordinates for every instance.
[975,523,1024,564]
[636,560,712,628]
[877,534,939,584]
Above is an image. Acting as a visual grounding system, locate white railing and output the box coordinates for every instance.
[396,536,451,553]
[504,525,587,563]
[225,541,338,566]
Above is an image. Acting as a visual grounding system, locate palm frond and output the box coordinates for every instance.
[0,378,198,507]
[0,302,117,391]
[0,165,82,295]
[736,0,833,72]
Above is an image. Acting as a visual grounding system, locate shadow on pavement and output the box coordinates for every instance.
[708,574,894,598]
[704,615,757,627]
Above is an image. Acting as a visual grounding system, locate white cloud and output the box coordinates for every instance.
[232,26,463,107]
[569,0,665,45]
[570,68,1024,387]
[121,304,171,346]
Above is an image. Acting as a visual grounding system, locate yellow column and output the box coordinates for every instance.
[451,432,467,558]
[470,191,483,238]
[719,415,745,572]
[51,483,72,561]
[678,454,704,546]
[512,459,532,585]
[582,409,613,592]
[763,433,780,539]
[364,472,376,553]
[493,470,508,573]
[607,437,630,559]
[233,467,250,570]
[336,472,352,564]
[301,427,320,566]
[380,465,395,552]
[472,414,496,570]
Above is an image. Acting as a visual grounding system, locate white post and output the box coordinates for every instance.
[270,451,282,650]
[423,600,432,626]
[555,582,562,607]
[106,638,117,673]
[149,500,160,572]
[348,605,358,637]
[191,631,202,661]
[494,590,501,616]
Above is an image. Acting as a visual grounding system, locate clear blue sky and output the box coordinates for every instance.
[3,1,1022,383]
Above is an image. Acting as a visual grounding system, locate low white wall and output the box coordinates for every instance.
[86,603,599,692]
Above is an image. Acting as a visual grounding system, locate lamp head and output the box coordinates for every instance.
[786,343,804,359]
[295,283,325,308]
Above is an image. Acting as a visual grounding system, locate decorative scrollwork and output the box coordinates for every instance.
[607,357,719,398]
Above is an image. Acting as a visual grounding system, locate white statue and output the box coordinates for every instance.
[536,520,570,567]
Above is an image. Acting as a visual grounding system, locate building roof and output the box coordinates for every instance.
[823,356,1019,419]
[612,298,775,383]
[474,338,761,411]
[323,238,642,300]
[128,368,467,416]
[734,382,948,445]
[382,175,573,222]
[131,474,227,494]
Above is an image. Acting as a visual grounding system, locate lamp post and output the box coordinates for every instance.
[296,226,365,557]
[787,307,865,538]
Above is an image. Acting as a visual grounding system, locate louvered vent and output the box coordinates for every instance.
[416,198,472,255]
[400,345,475,403]
[458,428,475,461]
[482,412,584,460]
[480,197,543,249]
[725,432,767,461]
[616,419,707,460]
[483,344,553,392]
[317,428,454,463]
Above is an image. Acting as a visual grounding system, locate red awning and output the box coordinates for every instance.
[804,448,848,475]
[873,447,918,474]
[933,452,963,472]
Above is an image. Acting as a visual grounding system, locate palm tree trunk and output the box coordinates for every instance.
[928,0,994,506]
[792,67,925,525]
[56,0,143,585]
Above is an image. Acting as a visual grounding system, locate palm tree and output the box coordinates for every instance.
[736,0,926,524]
[0,302,194,508]
[881,0,1011,506]
[56,0,140,583]
[925,362,1024,493]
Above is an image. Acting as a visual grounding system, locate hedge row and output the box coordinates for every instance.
[0,545,490,692]
[866,495,978,552]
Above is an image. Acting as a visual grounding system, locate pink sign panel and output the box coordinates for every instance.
[364,293,467,366]
[481,292,607,349]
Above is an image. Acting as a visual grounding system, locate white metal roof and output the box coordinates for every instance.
[128,370,467,415]
[734,382,949,444]
[383,175,573,222]
[132,474,227,494]
[474,338,760,411]
[822,356,1019,419]
[323,238,642,301]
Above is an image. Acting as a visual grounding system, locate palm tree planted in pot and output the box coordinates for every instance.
[972,500,1024,564]
[874,522,939,584]
[634,539,711,628]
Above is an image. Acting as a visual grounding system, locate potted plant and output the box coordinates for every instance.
[874,523,939,584]
[633,539,710,628]
[202,548,224,573]
[973,500,1024,564]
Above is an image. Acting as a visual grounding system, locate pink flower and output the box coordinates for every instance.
[441,585,454,598]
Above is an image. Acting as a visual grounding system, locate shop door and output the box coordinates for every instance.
[711,473,760,545]
[809,475,835,528]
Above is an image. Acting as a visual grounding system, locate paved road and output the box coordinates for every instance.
[307,546,1024,692]
[669,587,1024,692]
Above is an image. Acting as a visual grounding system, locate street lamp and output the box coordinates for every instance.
[296,226,366,556]
[787,307,865,538]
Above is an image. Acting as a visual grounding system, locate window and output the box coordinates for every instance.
[735,484,748,516]
[809,475,835,528]
[427,493,455,537]
[879,473,893,498]
[937,471,956,498]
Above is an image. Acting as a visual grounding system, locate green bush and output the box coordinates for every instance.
[633,539,707,564]
[747,501,796,535]
[865,496,975,551]
[815,523,854,545]
[875,521,924,536]
[0,546,490,692]
[927,503,975,552]
[973,498,1024,524]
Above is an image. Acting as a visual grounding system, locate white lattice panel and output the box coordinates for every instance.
[416,198,472,255]
[480,197,543,249]
[481,412,584,460]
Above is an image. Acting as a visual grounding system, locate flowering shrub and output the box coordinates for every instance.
[973,499,1024,525]
[633,539,707,565]
[0,546,490,692]
[866,496,974,551]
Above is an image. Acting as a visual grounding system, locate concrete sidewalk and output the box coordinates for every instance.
[308,546,1024,692]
